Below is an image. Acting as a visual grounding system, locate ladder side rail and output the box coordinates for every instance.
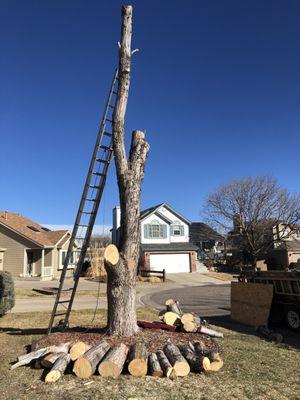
[63,153,112,323]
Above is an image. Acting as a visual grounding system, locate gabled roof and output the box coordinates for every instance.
[0,211,69,248]
[190,222,225,242]
[140,203,191,224]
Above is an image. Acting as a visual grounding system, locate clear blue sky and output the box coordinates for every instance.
[1,0,299,229]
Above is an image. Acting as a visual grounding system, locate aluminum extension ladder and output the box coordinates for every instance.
[47,69,118,334]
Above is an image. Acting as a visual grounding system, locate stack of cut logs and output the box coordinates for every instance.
[145,299,224,338]
[11,338,223,382]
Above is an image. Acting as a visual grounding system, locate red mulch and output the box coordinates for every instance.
[37,325,220,354]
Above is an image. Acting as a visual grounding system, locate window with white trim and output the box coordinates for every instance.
[171,221,184,236]
[60,250,76,267]
[149,220,164,238]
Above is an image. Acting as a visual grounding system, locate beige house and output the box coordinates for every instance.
[0,211,77,280]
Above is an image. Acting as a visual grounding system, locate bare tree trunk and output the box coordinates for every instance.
[105,5,150,336]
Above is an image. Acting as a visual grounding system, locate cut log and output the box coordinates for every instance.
[178,344,211,372]
[207,351,224,372]
[198,325,224,338]
[163,311,181,326]
[193,341,210,356]
[70,341,92,361]
[127,343,148,377]
[163,343,190,377]
[12,342,72,370]
[165,299,182,315]
[41,353,65,369]
[137,320,177,332]
[158,310,167,320]
[98,343,129,379]
[103,244,119,267]
[180,313,195,324]
[156,350,177,380]
[73,340,110,379]
[45,353,71,383]
[148,353,163,377]
[182,320,200,333]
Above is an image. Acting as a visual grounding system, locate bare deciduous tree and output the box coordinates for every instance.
[204,176,300,265]
[104,5,150,336]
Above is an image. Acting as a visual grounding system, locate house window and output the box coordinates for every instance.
[145,220,166,239]
[171,221,184,236]
[61,251,75,266]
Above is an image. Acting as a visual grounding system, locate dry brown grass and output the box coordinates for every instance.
[205,271,237,281]
[0,309,299,400]
[14,288,107,299]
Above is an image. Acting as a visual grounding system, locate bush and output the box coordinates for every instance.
[0,271,15,316]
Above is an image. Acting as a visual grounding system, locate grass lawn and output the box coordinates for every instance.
[0,309,299,400]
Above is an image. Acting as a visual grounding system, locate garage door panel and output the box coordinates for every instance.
[150,253,190,273]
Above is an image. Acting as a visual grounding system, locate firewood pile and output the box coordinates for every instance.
[139,298,224,338]
[11,337,223,382]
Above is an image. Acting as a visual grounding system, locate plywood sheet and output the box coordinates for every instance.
[231,282,273,326]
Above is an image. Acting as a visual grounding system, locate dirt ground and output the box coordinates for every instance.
[0,308,299,400]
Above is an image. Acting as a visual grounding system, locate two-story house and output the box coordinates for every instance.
[112,203,199,273]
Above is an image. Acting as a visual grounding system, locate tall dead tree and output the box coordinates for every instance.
[105,5,150,336]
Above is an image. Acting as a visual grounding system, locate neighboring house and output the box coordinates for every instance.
[227,216,300,270]
[0,211,77,280]
[112,203,199,273]
[189,223,226,261]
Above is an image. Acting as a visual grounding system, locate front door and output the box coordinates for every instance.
[27,251,34,276]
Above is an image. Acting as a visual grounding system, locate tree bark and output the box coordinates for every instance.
[105,5,150,336]
[73,340,110,379]
[127,343,148,376]
[156,350,177,379]
[178,344,211,372]
[45,353,71,383]
[163,343,190,377]
[98,343,129,379]
[148,353,163,377]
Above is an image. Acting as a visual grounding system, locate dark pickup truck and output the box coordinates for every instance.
[239,270,300,331]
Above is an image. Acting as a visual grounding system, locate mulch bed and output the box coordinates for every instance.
[37,326,221,354]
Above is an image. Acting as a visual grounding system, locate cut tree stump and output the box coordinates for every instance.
[156,350,177,380]
[163,343,190,377]
[45,353,71,383]
[178,344,211,372]
[148,353,163,377]
[70,341,92,361]
[103,244,120,267]
[127,343,148,377]
[41,353,65,369]
[163,311,181,326]
[73,340,110,379]
[12,342,72,370]
[165,299,182,315]
[98,343,129,379]
[180,313,195,324]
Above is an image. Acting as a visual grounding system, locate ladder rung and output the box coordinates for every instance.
[60,288,74,292]
[100,145,112,151]
[93,172,105,177]
[78,224,89,227]
[106,118,113,123]
[81,211,94,215]
[57,300,70,304]
[108,104,114,109]
[104,131,112,137]
[96,159,109,164]
[113,91,118,95]
[54,312,67,317]
[84,198,96,202]
[89,185,101,189]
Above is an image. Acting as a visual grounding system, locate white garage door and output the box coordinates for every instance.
[150,253,190,273]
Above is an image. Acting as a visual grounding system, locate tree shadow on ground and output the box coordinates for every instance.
[208,314,300,350]
[0,325,107,336]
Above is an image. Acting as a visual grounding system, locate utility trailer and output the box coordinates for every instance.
[238,270,300,331]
